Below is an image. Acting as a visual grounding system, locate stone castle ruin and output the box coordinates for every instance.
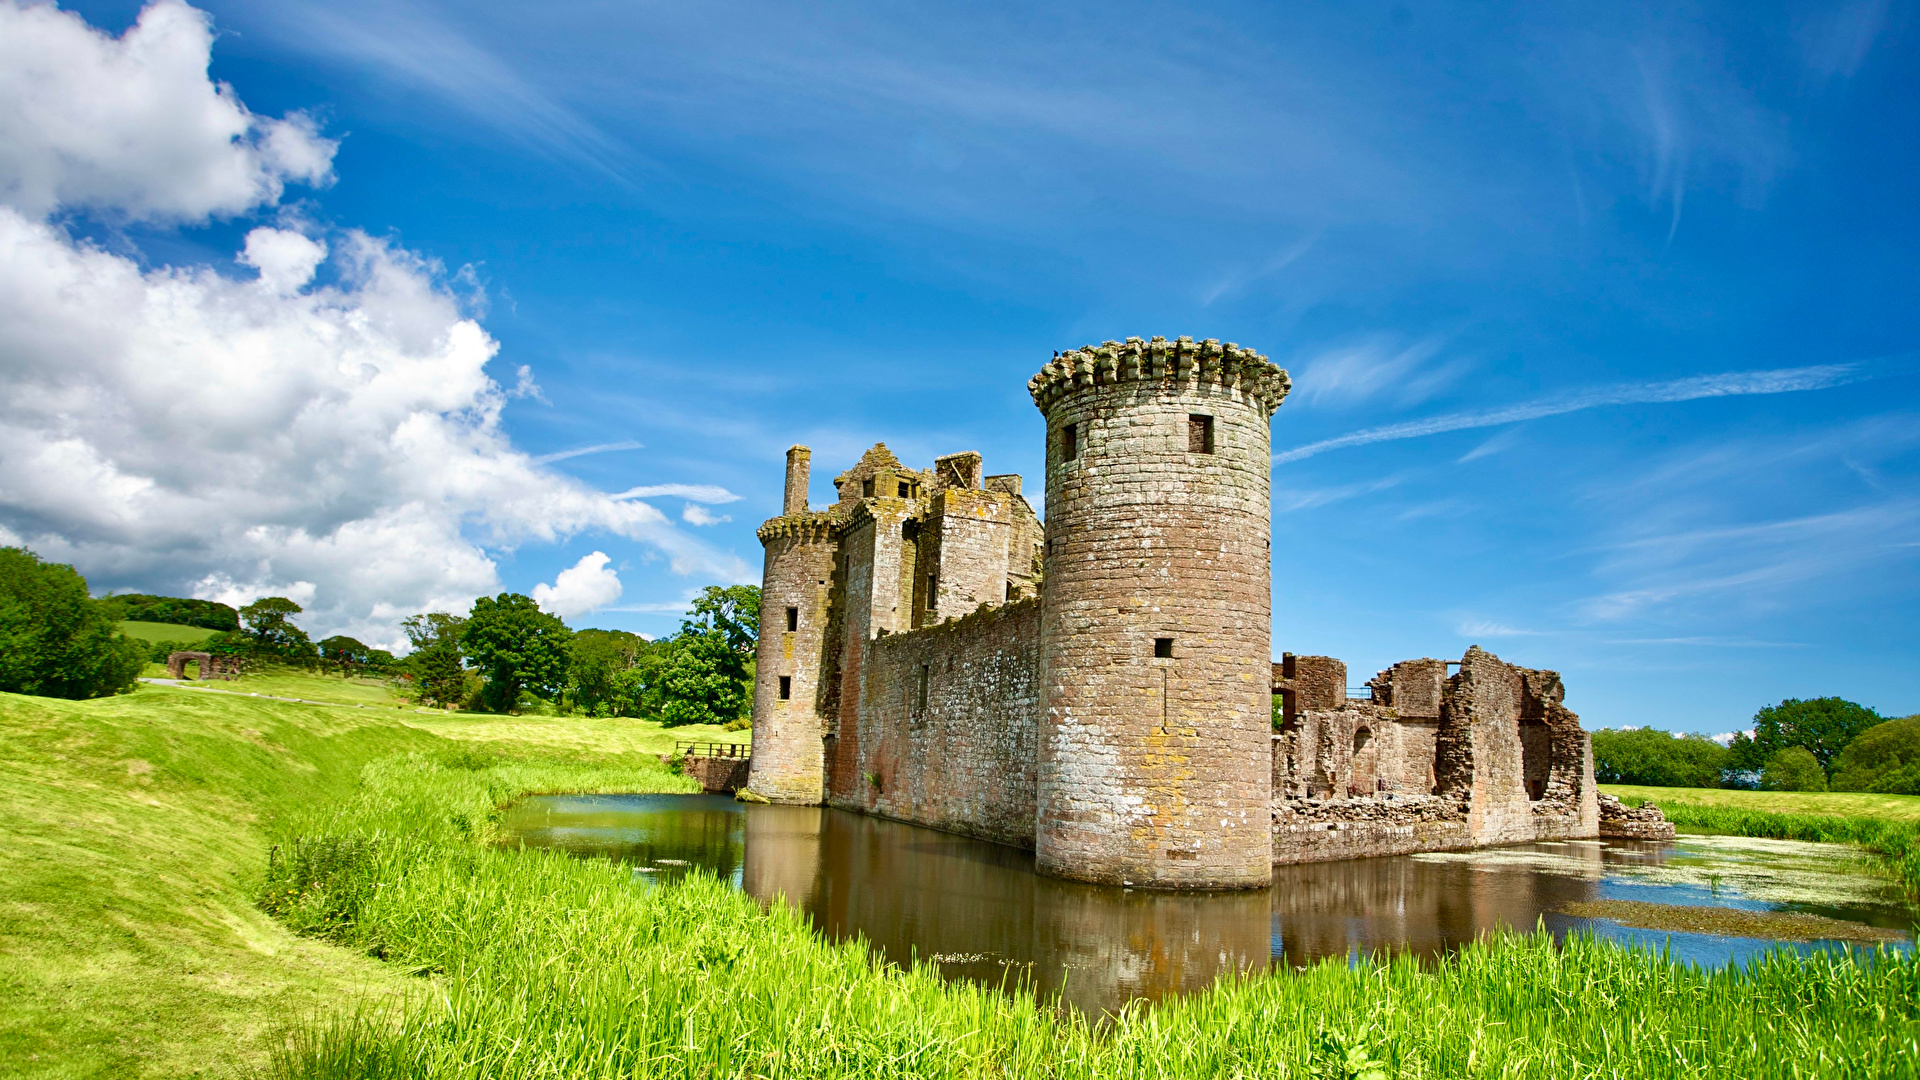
[746,335,1651,889]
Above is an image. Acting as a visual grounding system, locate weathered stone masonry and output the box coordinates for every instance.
[746,335,1635,889]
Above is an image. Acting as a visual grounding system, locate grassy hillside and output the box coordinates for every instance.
[116,620,220,645]
[0,679,703,1078]
[1603,784,1920,822]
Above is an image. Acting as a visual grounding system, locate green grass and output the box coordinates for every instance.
[1604,784,1920,822]
[6,685,1913,1079]
[250,754,1920,1078]
[0,682,709,1078]
[117,620,220,644]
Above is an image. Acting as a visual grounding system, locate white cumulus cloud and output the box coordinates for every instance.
[0,1,749,650]
[0,0,336,222]
[532,551,623,619]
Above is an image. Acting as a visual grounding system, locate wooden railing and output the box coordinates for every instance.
[674,740,751,759]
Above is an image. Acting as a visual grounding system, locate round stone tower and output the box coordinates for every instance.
[1029,336,1290,889]
[745,446,836,804]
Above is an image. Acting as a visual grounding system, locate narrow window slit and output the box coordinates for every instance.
[1188,414,1214,454]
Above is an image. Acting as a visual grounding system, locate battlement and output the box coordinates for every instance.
[755,511,838,545]
[1027,335,1292,417]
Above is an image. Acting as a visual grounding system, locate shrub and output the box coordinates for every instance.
[1759,746,1827,792]
[1831,716,1920,795]
[1591,728,1731,788]
[0,547,145,699]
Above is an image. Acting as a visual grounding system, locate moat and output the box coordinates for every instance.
[500,793,1913,1017]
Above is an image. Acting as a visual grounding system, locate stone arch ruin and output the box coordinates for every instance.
[165,651,239,681]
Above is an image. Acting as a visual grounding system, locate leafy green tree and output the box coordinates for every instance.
[1592,728,1732,788]
[462,593,572,713]
[682,585,760,657]
[659,630,751,726]
[1729,697,1883,776]
[0,547,144,699]
[1830,716,1920,795]
[1760,746,1828,792]
[650,585,760,727]
[238,597,318,662]
[568,628,656,716]
[402,613,468,707]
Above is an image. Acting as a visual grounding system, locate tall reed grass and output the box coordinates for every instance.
[260,750,1920,1079]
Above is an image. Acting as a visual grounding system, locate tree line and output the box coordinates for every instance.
[0,545,762,728]
[1593,697,1920,795]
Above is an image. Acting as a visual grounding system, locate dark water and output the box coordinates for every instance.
[499,793,1913,1016]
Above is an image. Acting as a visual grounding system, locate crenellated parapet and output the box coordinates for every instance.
[1027,335,1292,418]
[756,511,838,546]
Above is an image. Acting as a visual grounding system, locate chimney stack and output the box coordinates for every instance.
[783,445,811,515]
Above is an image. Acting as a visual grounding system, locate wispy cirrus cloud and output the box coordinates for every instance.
[531,440,644,465]
[610,483,740,504]
[1274,359,1895,464]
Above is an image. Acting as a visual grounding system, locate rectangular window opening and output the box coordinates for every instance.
[926,573,938,610]
[1062,422,1078,462]
[778,675,792,700]
[1154,637,1175,658]
[1188,414,1214,454]
[785,606,798,632]
[898,481,910,498]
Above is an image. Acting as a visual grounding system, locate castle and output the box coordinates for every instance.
[744,335,1608,890]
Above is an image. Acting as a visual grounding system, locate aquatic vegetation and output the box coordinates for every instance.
[1622,796,1920,902]
[1558,899,1906,942]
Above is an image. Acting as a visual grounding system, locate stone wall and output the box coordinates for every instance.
[832,599,1041,848]
[682,754,750,794]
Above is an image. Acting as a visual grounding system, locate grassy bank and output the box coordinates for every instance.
[7,684,1917,1078]
[255,761,1920,1077]
[1606,785,1920,902]
[0,679,699,1078]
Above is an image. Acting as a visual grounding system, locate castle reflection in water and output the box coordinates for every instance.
[500,793,1899,1018]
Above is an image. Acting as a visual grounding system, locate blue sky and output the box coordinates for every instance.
[9,0,1919,735]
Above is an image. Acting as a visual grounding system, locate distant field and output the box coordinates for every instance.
[137,669,752,754]
[116,620,219,644]
[1603,784,1920,823]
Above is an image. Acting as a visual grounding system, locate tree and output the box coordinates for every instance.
[1729,697,1883,776]
[1830,716,1920,795]
[568,628,656,717]
[402,613,468,707]
[653,584,760,727]
[317,635,378,674]
[659,630,751,726]
[462,593,572,713]
[1760,746,1828,792]
[682,585,760,657]
[0,547,144,699]
[238,597,318,662]
[1591,728,1731,788]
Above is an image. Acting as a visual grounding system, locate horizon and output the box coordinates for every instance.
[2,0,1916,737]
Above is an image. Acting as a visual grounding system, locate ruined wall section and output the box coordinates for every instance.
[986,474,1046,601]
[1032,336,1289,889]
[746,512,838,803]
[824,499,918,809]
[841,599,1041,848]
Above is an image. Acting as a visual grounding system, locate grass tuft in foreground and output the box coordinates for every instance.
[261,757,1920,1080]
